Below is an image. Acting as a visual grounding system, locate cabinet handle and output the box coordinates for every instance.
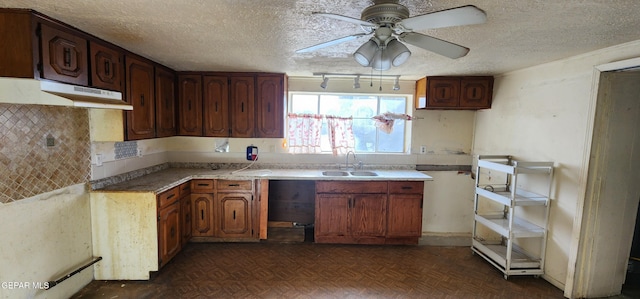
[228,184,240,187]
[201,210,204,220]
[241,102,244,113]
[233,210,236,220]
[197,183,210,187]
[401,186,412,190]
[267,103,271,113]
[63,47,71,67]
[441,88,445,98]
[104,61,110,76]
[170,227,175,237]
[188,100,192,110]
[215,102,218,112]
[140,94,145,106]
[166,194,175,199]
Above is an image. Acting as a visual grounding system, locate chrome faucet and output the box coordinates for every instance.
[345,151,357,170]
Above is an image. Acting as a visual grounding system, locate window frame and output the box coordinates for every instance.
[287,91,413,154]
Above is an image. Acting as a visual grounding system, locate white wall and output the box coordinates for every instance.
[0,184,93,299]
[472,39,640,291]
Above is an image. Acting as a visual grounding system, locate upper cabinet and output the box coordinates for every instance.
[177,74,203,136]
[256,75,286,138]
[155,66,177,138]
[203,75,229,137]
[125,55,155,140]
[229,76,255,138]
[39,23,89,86]
[89,41,124,92]
[177,72,287,138]
[415,76,493,110]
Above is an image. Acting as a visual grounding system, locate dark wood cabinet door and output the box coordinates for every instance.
[203,76,229,137]
[315,194,350,238]
[460,76,493,109]
[158,202,181,268]
[39,23,88,85]
[180,194,192,246]
[217,193,252,238]
[229,76,255,137]
[89,41,123,91]
[350,194,386,237]
[178,74,203,136]
[155,67,176,138]
[387,194,423,237]
[191,193,214,237]
[125,56,155,140]
[256,75,285,138]
[426,77,460,108]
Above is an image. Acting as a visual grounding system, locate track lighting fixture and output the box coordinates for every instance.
[393,76,400,91]
[320,75,329,89]
[314,73,401,91]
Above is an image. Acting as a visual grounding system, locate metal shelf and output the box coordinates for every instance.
[472,155,553,279]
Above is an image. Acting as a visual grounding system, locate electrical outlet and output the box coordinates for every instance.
[419,145,427,154]
[94,154,103,166]
[137,148,143,157]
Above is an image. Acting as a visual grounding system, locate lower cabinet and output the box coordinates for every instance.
[157,186,181,268]
[190,179,258,242]
[315,180,424,245]
[179,182,192,246]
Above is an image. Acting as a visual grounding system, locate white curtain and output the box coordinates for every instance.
[326,115,355,156]
[287,113,323,153]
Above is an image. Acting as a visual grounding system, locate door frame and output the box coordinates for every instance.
[566,57,640,298]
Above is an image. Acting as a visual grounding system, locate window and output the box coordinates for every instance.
[289,93,409,153]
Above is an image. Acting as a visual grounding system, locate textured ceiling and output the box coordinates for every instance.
[2,0,640,80]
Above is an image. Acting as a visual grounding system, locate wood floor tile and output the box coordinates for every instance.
[72,242,565,298]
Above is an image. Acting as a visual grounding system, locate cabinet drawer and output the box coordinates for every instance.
[157,187,179,209]
[179,181,191,197]
[217,179,253,192]
[316,181,388,194]
[389,181,424,194]
[191,179,215,193]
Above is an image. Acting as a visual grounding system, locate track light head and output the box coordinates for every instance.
[353,75,361,89]
[320,75,329,89]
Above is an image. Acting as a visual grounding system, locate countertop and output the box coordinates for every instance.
[93,167,433,194]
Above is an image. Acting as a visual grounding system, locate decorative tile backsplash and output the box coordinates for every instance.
[0,104,91,203]
[114,141,138,159]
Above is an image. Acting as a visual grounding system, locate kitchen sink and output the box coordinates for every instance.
[349,171,378,176]
[322,170,350,176]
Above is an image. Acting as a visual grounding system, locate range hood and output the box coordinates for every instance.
[0,77,132,110]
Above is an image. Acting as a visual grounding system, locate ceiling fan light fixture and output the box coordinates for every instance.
[353,39,379,67]
[386,39,411,66]
[371,48,391,71]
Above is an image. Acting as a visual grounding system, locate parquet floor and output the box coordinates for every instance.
[72,242,568,298]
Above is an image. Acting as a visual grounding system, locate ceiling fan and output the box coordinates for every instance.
[296,0,487,71]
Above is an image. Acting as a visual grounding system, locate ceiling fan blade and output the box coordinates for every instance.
[296,33,370,53]
[312,12,377,28]
[399,32,469,59]
[399,5,487,31]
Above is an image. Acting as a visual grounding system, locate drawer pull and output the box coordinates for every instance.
[401,186,413,190]
[166,194,175,199]
[197,183,210,187]
[233,210,236,220]
[228,184,240,187]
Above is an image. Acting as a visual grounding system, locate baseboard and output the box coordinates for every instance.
[419,233,472,246]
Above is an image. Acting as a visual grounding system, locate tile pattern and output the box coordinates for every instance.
[0,104,90,203]
[114,141,138,159]
[72,243,566,298]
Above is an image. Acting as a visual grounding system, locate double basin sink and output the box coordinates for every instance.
[322,170,378,177]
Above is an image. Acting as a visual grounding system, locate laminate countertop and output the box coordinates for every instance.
[93,168,433,194]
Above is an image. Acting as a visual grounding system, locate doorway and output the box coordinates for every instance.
[571,68,640,297]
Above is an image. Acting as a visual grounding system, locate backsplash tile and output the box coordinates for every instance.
[114,141,138,159]
[0,104,90,203]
